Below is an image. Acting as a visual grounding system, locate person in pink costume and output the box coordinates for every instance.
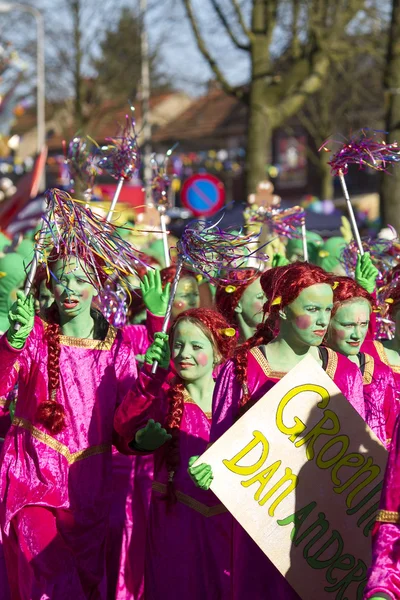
[114,308,237,600]
[0,246,142,600]
[325,276,399,448]
[364,414,400,600]
[105,268,169,600]
[189,262,366,600]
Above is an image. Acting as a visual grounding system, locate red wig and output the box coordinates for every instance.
[215,268,259,325]
[160,265,197,287]
[36,246,108,435]
[164,308,236,504]
[235,262,334,410]
[331,276,374,315]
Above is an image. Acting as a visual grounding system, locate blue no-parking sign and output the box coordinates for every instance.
[181,174,225,217]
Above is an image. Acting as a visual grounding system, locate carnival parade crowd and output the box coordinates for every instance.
[0,191,400,600]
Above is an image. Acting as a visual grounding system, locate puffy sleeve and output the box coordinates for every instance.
[364,415,400,599]
[123,311,164,356]
[384,369,400,449]
[336,355,366,420]
[210,359,242,443]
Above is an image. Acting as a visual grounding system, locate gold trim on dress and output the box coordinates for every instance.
[0,396,8,408]
[12,417,111,464]
[13,360,20,373]
[250,346,338,381]
[182,389,212,420]
[374,341,400,374]
[376,509,400,524]
[41,319,117,350]
[152,481,227,517]
[362,353,374,385]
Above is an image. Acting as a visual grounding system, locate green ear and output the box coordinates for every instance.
[234,302,243,315]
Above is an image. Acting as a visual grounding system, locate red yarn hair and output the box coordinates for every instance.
[160,265,197,287]
[234,262,334,410]
[215,268,259,325]
[36,247,107,435]
[164,308,236,504]
[331,276,374,315]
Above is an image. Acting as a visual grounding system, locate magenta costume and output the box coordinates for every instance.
[365,414,400,599]
[0,317,138,600]
[361,352,399,448]
[211,346,366,600]
[114,365,232,600]
[107,311,163,600]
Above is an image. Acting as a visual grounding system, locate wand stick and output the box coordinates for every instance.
[338,170,364,255]
[106,176,124,222]
[159,206,171,268]
[151,257,184,374]
[301,218,308,262]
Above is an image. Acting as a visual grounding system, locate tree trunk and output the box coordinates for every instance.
[71,0,84,129]
[381,0,400,232]
[319,151,334,200]
[245,80,273,196]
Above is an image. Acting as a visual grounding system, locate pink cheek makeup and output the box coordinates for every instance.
[295,315,312,330]
[196,352,209,367]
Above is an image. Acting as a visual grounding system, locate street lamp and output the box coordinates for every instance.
[0,2,45,179]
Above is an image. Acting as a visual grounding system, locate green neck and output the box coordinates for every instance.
[346,354,360,366]
[59,308,95,339]
[184,371,215,414]
[236,313,256,343]
[265,334,321,370]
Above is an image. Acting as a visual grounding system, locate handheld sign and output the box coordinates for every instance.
[196,355,387,600]
[181,173,225,217]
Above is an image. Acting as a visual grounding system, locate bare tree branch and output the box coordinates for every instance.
[183,0,247,100]
[231,0,251,37]
[210,0,250,50]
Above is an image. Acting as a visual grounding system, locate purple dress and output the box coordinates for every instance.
[211,346,366,600]
[362,352,399,448]
[114,365,232,600]
[364,413,400,599]
[0,317,138,600]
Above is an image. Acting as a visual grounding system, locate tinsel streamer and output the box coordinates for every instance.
[150,146,177,268]
[33,188,149,295]
[98,112,140,221]
[65,136,99,204]
[99,284,128,328]
[151,216,269,373]
[341,237,396,281]
[248,205,305,240]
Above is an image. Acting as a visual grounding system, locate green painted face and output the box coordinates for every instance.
[326,300,371,356]
[172,276,200,318]
[236,278,265,327]
[52,259,97,320]
[172,320,215,382]
[282,283,333,347]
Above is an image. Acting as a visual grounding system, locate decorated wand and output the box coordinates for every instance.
[65,136,99,207]
[99,112,140,222]
[320,130,400,255]
[151,217,268,373]
[150,146,177,268]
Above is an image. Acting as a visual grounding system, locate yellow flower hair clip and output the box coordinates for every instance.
[332,281,340,290]
[270,296,282,306]
[0,271,6,278]
[219,327,236,337]
[319,250,330,258]
[385,298,394,304]
[225,285,237,294]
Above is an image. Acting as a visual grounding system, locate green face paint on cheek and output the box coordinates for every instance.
[284,283,333,347]
[172,321,215,381]
[326,300,370,356]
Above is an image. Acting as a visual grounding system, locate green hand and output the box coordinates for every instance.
[140,269,171,317]
[272,253,289,267]
[369,596,393,600]
[144,332,170,369]
[7,291,35,349]
[188,455,213,490]
[135,419,172,451]
[355,252,378,293]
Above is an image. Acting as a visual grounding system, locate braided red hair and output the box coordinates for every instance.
[234,262,334,409]
[164,308,236,504]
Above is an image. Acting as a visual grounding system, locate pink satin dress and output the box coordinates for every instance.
[211,346,366,600]
[114,365,232,600]
[0,317,138,600]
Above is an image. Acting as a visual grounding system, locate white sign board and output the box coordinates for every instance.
[197,355,388,600]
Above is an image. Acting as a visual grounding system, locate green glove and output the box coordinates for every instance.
[188,455,213,490]
[272,253,289,267]
[134,419,172,451]
[7,291,35,349]
[145,332,170,369]
[355,252,378,294]
[140,269,171,317]
[369,596,392,600]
